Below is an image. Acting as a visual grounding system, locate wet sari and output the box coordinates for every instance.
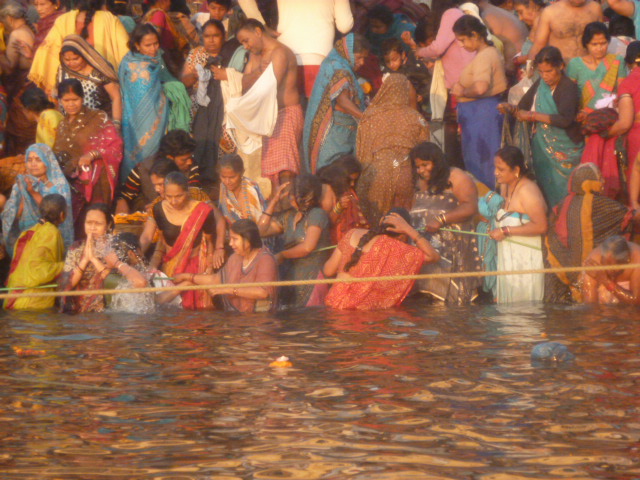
[303,33,366,173]
[545,163,632,302]
[218,177,266,224]
[531,80,584,207]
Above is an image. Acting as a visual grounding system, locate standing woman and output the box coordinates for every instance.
[33,0,64,50]
[499,46,584,207]
[303,33,369,173]
[119,24,172,181]
[356,73,429,226]
[0,2,35,99]
[56,35,121,124]
[451,14,507,190]
[513,0,544,61]
[486,146,548,303]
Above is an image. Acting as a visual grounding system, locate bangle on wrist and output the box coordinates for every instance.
[501,226,510,237]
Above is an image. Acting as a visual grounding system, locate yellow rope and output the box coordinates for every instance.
[0,262,638,300]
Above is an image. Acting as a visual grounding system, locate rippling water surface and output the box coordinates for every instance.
[1,302,639,479]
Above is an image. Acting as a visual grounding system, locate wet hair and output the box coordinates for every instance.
[609,13,635,38]
[317,162,350,198]
[581,22,610,48]
[106,0,129,16]
[129,23,160,53]
[113,232,145,266]
[164,171,189,191]
[625,40,640,65]
[114,231,141,254]
[337,154,362,177]
[353,33,370,54]
[367,4,394,27]
[74,0,102,39]
[381,37,405,58]
[85,203,114,229]
[414,18,436,45]
[57,78,85,98]
[21,86,55,113]
[237,18,266,34]
[534,45,564,68]
[230,219,262,249]
[158,129,196,157]
[150,158,180,178]
[601,235,631,264]
[453,15,492,46]
[344,207,412,272]
[39,193,67,224]
[495,145,528,176]
[207,0,231,7]
[409,142,451,195]
[202,18,225,38]
[292,174,322,213]
[218,153,244,173]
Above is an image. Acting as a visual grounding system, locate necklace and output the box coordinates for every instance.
[504,176,522,211]
[242,249,259,271]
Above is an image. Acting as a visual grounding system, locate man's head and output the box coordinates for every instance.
[236,19,266,55]
[601,236,631,268]
[158,129,196,173]
[39,193,67,225]
[207,0,230,21]
[150,158,180,197]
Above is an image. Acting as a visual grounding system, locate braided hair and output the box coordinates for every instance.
[76,0,102,40]
[343,207,412,272]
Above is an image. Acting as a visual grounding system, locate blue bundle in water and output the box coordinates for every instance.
[531,342,575,367]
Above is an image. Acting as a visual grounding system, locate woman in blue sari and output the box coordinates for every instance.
[119,23,172,181]
[303,33,369,174]
[1,143,73,253]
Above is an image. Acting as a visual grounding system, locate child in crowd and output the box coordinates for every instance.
[192,0,231,35]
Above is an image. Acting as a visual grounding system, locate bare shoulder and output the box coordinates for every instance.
[586,0,603,14]
[275,41,297,67]
[519,178,547,207]
[450,167,475,187]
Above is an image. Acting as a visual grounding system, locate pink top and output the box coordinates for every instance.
[416,8,476,89]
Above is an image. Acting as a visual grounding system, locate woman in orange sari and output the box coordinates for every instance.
[149,172,224,310]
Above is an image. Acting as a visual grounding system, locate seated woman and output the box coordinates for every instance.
[218,153,266,224]
[53,78,122,234]
[324,208,439,311]
[546,163,635,302]
[174,219,277,312]
[484,146,548,303]
[2,143,73,253]
[4,193,67,310]
[148,172,224,310]
[318,159,369,243]
[356,73,429,226]
[409,141,482,304]
[59,203,146,313]
[258,174,332,309]
[56,35,122,125]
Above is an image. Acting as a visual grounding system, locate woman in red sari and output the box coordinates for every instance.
[33,0,64,49]
[323,208,439,311]
[148,172,224,310]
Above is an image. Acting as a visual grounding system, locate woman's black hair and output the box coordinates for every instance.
[202,18,226,38]
[581,21,610,48]
[495,145,528,176]
[609,13,635,38]
[381,37,404,57]
[534,45,564,67]
[150,158,180,178]
[230,219,262,249]
[625,40,640,65]
[218,153,244,173]
[170,0,191,15]
[292,174,322,213]
[164,171,189,191]
[158,129,196,157]
[337,154,362,177]
[367,4,394,27]
[57,78,85,98]
[344,207,412,272]
[129,23,160,53]
[414,17,435,45]
[353,33,370,54]
[207,0,231,7]
[85,202,114,229]
[39,193,67,224]
[106,0,129,16]
[21,85,55,112]
[74,0,102,39]
[452,15,492,46]
[409,141,451,194]
[317,162,350,198]
[60,45,83,62]
[237,18,266,33]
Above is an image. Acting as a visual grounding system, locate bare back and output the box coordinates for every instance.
[260,36,300,108]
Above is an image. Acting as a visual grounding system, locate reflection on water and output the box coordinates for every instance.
[1,302,639,479]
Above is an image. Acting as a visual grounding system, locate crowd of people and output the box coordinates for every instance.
[1,0,640,314]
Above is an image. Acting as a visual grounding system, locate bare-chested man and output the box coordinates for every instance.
[528,0,602,62]
[234,19,302,191]
[582,235,640,305]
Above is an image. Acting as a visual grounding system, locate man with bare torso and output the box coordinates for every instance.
[528,0,602,62]
[235,19,302,190]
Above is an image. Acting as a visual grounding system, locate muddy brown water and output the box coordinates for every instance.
[0,302,639,479]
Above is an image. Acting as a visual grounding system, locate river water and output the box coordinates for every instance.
[1,302,639,479]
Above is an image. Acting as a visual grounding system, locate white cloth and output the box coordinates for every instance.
[237,0,353,65]
[195,64,211,107]
[429,59,447,151]
[496,209,544,303]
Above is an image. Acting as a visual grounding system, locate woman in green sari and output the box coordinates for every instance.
[499,46,584,207]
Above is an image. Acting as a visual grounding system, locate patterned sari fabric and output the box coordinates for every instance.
[355,74,429,226]
[410,189,482,304]
[531,80,584,207]
[119,51,171,181]
[477,190,504,297]
[332,188,369,244]
[218,177,266,224]
[303,33,366,173]
[1,144,74,252]
[34,10,64,49]
[161,201,214,310]
[545,163,632,302]
[325,231,425,311]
